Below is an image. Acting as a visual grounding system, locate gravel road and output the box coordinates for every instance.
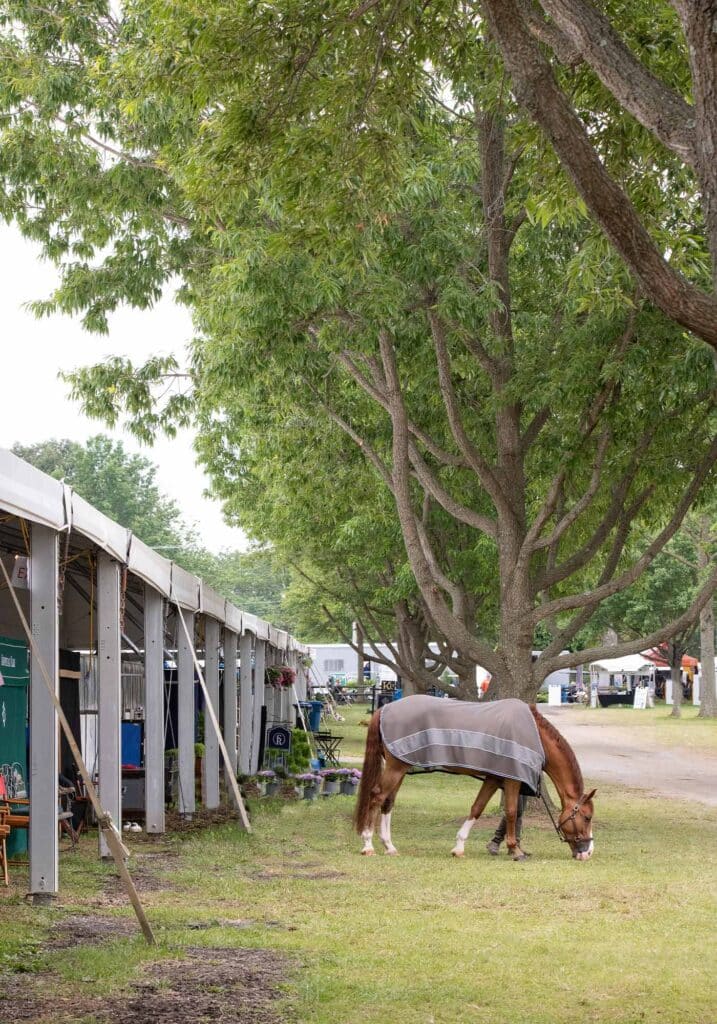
[542,705,717,806]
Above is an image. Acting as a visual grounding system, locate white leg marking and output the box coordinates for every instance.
[451,817,476,857]
[379,812,398,854]
[361,828,375,856]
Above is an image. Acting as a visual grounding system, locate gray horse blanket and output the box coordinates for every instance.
[380,695,545,796]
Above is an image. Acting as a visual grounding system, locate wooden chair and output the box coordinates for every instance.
[2,795,78,854]
[0,803,10,886]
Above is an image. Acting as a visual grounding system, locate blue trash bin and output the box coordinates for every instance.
[309,700,323,732]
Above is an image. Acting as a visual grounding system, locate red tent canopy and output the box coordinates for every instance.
[644,648,699,669]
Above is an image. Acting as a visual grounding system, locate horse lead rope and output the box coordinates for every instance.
[541,791,569,842]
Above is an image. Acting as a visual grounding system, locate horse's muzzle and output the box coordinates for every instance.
[572,839,594,861]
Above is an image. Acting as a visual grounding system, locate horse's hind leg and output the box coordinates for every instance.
[503,781,528,861]
[451,778,499,857]
[378,763,407,855]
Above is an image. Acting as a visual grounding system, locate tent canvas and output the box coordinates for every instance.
[643,648,699,670]
[589,654,653,674]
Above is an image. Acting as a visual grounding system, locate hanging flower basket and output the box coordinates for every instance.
[265,665,297,689]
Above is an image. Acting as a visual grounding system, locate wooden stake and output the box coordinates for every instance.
[175,604,252,832]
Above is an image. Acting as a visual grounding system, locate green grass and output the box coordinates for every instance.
[166,778,717,1024]
[2,715,716,1023]
[331,702,374,759]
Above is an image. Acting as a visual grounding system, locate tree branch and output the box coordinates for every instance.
[535,0,696,165]
[428,309,508,513]
[537,561,717,676]
[481,0,717,348]
[408,443,498,538]
[531,432,717,624]
[377,328,504,676]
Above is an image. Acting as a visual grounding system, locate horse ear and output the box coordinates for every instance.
[585,788,597,801]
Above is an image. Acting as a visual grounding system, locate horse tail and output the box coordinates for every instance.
[354,709,384,834]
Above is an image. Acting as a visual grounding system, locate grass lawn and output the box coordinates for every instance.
[2,760,716,1024]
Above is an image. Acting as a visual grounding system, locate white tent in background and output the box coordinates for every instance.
[589,654,654,678]
[588,653,654,707]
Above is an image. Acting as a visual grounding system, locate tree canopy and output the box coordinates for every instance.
[3,3,717,700]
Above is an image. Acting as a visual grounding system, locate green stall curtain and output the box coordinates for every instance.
[0,635,29,856]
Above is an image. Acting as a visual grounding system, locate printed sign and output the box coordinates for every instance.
[267,726,292,751]
[10,556,30,589]
[548,682,562,706]
[633,686,648,710]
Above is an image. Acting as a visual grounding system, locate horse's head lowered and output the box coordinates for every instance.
[557,789,596,861]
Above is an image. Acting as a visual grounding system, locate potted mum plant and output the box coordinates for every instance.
[320,768,341,796]
[257,769,279,796]
[295,772,322,800]
[339,768,361,796]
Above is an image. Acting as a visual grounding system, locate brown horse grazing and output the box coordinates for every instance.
[354,695,595,861]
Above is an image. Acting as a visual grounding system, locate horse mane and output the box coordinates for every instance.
[529,704,584,792]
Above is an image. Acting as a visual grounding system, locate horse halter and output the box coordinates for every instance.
[542,792,592,846]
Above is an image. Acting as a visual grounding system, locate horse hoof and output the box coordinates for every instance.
[361,849,375,856]
[451,850,464,858]
[511,852,528,862]
[384,848,398,856]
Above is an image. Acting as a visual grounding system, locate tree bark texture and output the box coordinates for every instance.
[697,514,717,717]
[481,0,717,348]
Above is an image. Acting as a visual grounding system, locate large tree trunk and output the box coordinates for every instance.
[670,643,683,719]
[696,517,717,718]
[698,596,717,718]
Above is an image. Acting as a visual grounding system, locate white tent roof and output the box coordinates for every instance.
[0,449,65,530]
[0,447,311,651]
[590,654,653,673]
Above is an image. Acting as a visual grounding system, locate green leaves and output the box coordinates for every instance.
[62,356,193,443]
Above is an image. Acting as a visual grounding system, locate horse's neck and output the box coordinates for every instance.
[537,717,582,807]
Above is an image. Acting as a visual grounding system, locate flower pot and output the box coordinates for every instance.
[340,780,359,796]
[303,783,319,800]
[265,781,280,797]
[322,779,340,796]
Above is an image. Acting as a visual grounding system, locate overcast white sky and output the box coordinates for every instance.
[0,223,249,553]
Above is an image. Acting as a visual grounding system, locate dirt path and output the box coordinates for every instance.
[542,706,717,806]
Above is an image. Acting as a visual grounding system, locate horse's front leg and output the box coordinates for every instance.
[504,782,528,861]
[451,778,499,857]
